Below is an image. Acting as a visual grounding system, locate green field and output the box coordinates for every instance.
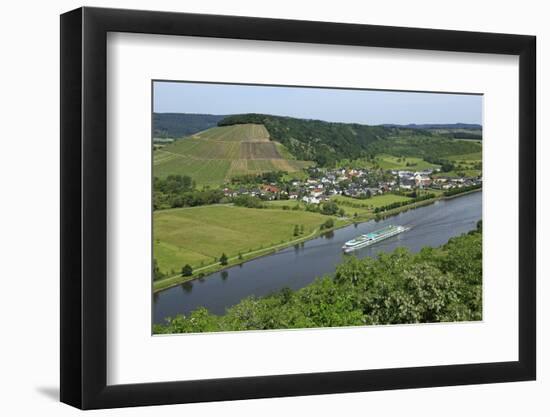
[154,123,312,186]
[332,193,412,209]
[447,151,482,161]
[341,154,440,171]
[264,193,414,218]
[154,205,334,276]
[436,151,482,178]
[433,169,481,178]
[331,195,403,217]
[266,199,372,217]
[153,156,232,185]
[192,123,270,142]
[265,200,303,209]
[373,154,440,170]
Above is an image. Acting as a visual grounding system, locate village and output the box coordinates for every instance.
[222,166,483,204]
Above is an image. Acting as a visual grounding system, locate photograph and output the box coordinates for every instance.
[151,81,483,334]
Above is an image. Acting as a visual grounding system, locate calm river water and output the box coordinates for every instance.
[153,191,482,324]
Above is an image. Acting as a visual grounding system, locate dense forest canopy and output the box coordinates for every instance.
[154,222,482,333]
[218,114,482,166]
[153,113,225,138]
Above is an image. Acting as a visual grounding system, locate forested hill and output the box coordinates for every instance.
[218,114,481,166]
[219,114,395,166]
[383,123,482,140]
[153,113,225,138]
[382,123,482,130]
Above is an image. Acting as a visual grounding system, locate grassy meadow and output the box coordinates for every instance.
[264,193,415,218]
[372,154,440,170]
[154,205,336,277]
[331,194,413,217]
[434,150,482,178]
[339,154,440,171]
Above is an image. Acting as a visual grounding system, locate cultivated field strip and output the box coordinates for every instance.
[239,142,282,159]
[226,159,249,178]
[153,150,180,165]
[195,124,270,142]
[168,139,241,159]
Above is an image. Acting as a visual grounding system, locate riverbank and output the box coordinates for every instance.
[371,187,481,220]
[153,188,481,293]
[154,207,483,332]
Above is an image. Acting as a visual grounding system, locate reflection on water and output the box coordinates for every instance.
[154,192,482,324]
[322,230,335,239]
[180,281,193,294]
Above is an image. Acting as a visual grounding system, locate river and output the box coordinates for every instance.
[153,191,482,324]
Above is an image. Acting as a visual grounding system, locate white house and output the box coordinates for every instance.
[302,196,320,204]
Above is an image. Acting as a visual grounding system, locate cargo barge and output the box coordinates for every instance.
[342,225,409,253]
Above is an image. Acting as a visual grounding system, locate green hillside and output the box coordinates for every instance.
[153,123,312,186]
[218,114,481,166]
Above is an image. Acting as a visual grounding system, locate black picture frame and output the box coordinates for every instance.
[60,6,536,410]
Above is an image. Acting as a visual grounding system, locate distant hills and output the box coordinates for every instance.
[382,123,482,140]
[382,123,481,130]
[218,114,481,166]
[153,113,226,138]
[153,112,482,167]
[153,113,482,139]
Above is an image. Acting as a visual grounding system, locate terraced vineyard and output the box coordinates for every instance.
[154,123,312,186]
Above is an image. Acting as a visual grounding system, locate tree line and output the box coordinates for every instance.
[154,175,226,210]
[443,183,482,197]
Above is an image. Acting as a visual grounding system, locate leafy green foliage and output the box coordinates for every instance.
[181,264,193,277]
[153,258,164,281]
[321,201,339,216]
[153,175,226,210]
[233,195,266,208]
[230,170,287,185]
[153,228,482,334]
[443,184,482,197]
[320,218,335,230]
[155,174,194,194]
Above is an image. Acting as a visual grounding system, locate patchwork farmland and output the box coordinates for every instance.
[153,123,312,186]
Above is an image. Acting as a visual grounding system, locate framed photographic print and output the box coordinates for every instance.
[60,6,536,409]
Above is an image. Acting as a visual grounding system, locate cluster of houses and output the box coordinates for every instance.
[222,166,481,204]
[394,169,434,190]
[431,176,482,190]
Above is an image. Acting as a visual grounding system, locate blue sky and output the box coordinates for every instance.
[153,81,482,125]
